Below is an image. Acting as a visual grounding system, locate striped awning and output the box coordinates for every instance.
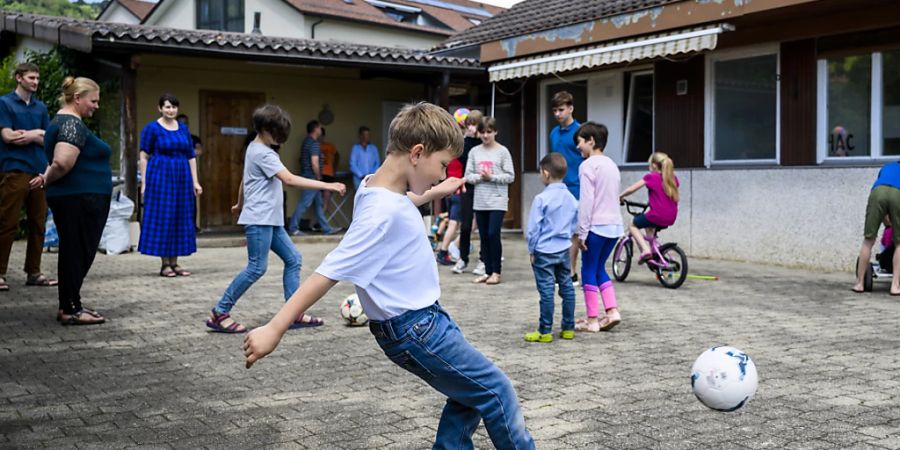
[488,24,732,82]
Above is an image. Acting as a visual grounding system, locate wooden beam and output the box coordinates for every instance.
[122,62,138,204]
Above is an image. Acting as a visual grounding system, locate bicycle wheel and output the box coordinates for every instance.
[656,243,688,289]
[612,237,632,282]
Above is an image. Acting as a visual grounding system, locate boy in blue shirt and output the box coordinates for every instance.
[549,91,583,287]
[243,102,535,449]
[525,153,578,343]
[0,63,55,292]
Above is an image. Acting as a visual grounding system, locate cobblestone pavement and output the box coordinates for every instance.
[2,236,900,449]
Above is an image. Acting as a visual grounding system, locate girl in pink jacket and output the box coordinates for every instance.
[573,122,623,333]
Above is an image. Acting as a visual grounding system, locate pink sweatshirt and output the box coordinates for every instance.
[577,154,622,239]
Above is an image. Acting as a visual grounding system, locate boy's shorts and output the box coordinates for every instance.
[633,213,667,230]
[864,185,900,244]
[448,194,462,222]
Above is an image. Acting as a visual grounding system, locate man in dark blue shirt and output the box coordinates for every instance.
[287,120,338,235]
[549,91,583,286]
[0,63,55,292]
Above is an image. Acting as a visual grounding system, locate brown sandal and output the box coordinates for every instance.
[0,276,8,292]
[26,273,58,286]
[171,265,192,277]
[160,265,176,278]
[60,308,105,326]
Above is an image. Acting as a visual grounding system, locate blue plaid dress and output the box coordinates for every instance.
[138,121,197,257]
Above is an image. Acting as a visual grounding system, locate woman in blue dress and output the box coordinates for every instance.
[139,94,202,277]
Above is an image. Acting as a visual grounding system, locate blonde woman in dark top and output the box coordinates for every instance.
[34,77,112,325]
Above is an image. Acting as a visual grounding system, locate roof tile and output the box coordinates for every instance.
[440,0,681,48]
[0,11,481,71]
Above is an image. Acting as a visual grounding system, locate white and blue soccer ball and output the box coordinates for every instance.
[691,346,758,412]
[340,294,368,327]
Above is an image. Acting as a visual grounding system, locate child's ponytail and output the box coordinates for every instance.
[650,152,679,203]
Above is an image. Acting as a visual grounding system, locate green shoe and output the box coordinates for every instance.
[524,331,553,343]
[560,330,575,340]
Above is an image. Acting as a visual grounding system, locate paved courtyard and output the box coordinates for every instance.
[1,236,900,449]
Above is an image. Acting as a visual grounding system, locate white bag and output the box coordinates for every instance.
[99,192,135,255]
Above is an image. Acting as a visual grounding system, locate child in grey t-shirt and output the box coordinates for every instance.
[464,117,514,285]
[205,105,345,334]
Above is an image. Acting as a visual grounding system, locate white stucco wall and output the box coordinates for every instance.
[143,0,193,29]
[245,0,305,38]
[308,18,444,49]
[14,37,53,62]
[521,166,880,271]
[98,4,142,24]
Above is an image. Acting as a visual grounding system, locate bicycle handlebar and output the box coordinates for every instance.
[620,199,648,216]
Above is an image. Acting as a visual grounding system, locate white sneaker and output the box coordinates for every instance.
[472,261,486,276]
[452,259,467,274]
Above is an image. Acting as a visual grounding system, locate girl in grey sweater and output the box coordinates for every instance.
[464,117,515,285]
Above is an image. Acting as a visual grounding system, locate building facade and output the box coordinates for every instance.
[437,0,900,270]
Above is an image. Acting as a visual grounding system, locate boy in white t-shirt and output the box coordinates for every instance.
[243,102,535,449]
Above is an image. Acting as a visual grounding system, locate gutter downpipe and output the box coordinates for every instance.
[310,17,324,39]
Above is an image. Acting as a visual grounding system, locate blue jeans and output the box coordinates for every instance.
[287,189,332,234]
[370,303,535,450]
[531,249,576,334]
[214,225,301,314]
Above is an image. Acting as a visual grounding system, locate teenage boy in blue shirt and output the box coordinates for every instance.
[243,102,535,449]
[0,63,55,292]
[525,153,578,343]
[549,90,583,286]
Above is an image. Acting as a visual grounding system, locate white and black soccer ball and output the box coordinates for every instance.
[691,346,758,412]
[340,294,368,326]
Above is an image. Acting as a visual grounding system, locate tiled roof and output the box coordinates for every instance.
[0,11,481,71]
[117,0,155,21]
[96,0,156,22]
[439,0,682,49]
[283,0,503,36]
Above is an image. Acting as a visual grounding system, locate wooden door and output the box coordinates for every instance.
[199,90,266,231]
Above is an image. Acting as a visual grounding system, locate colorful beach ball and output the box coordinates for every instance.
[453,108,471,125]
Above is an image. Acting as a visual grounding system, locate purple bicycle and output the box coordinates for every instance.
[612,200,688,289]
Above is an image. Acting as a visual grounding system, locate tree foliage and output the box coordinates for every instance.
[0,0,103,19]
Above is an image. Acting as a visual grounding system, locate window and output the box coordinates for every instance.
[826,54,871,157]
[819,49,900,160]
[883,49,900,155]
[624,71,654,163]
[707,51,779,163]
[197,0,244,33]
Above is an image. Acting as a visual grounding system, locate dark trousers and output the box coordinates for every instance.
[458,184,478,264]
[0,171,47,276]
[48,194,110,313]
[475,210,505,275]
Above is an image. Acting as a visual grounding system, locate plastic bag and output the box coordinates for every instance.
[99,192,135,255]
[43,209,58,251]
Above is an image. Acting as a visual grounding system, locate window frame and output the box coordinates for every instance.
[622,69,656,166]
[704,44,782,167]
[816,51,895,163]
[196,0,244,33]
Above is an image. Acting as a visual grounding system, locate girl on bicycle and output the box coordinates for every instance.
[619,152,680,264]
[573,122,623,332]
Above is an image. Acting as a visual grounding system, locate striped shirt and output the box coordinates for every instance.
[299,136,321,178]
[464,143,515,211]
